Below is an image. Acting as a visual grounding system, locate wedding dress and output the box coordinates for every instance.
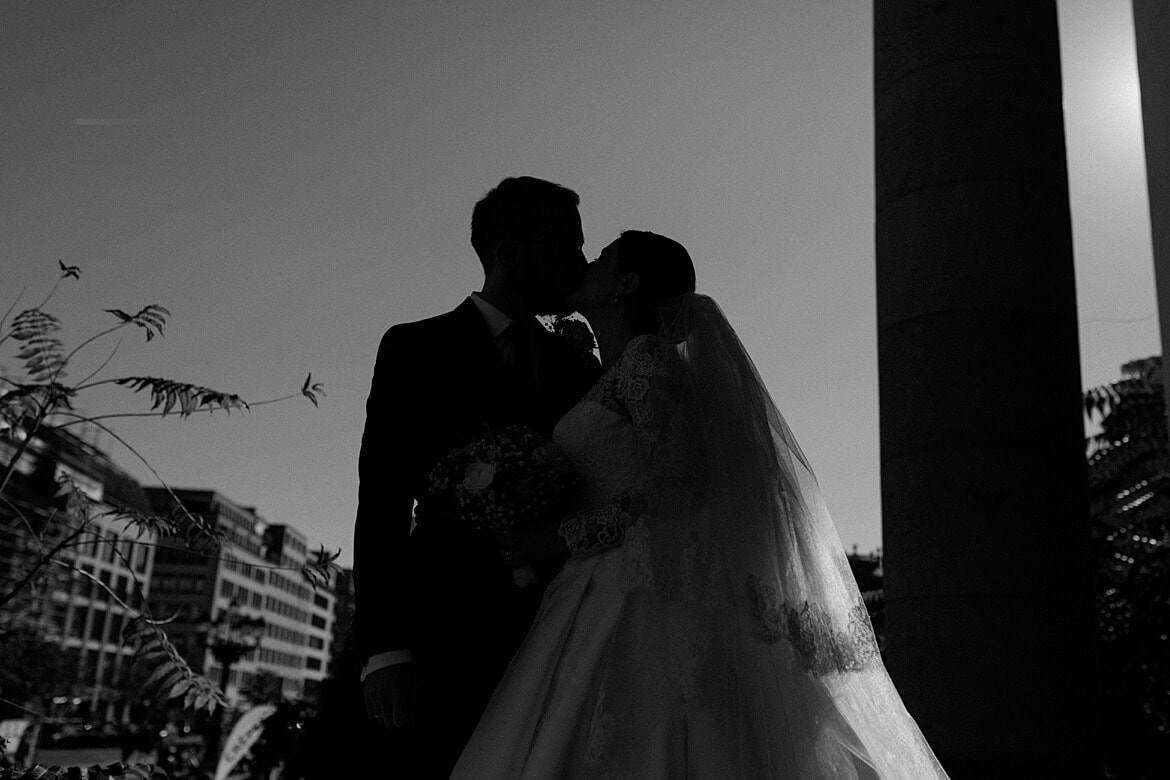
[451,294,949,778]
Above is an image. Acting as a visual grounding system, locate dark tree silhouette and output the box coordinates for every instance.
[1085,356,1169,776]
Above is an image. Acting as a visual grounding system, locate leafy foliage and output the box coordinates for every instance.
[103,305,169,342]
[0,625,78,719]
[0,762,167,780]
[1084,355,1170,774]
[0,383,76,441]
[300,373,325,408]
[56,260,80,281]
[8,309,67,382]
[111,377,248,418]
[300,545,342,591]
[123,611,230,716]
[0,262,335,777]
[116,505,227,558]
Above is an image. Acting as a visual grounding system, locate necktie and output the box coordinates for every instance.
[502,321,536,387]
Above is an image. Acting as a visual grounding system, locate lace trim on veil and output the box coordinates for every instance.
[746,574,882,675]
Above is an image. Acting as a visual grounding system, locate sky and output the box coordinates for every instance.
[1,0,1159,570]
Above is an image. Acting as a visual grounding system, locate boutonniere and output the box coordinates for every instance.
[544,315,599,365]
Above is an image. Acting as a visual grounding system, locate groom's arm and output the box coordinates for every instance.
[354,326,420,667]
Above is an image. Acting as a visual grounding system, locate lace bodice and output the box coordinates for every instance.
[552,334,669,558]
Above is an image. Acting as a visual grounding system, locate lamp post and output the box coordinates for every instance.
[197,597,265,768]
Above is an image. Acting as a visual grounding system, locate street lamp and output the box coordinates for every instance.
[196,597,265,767]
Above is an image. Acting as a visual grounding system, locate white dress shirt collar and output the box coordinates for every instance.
[469,292,514,339]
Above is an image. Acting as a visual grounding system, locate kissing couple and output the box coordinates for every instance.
[353,176,949,778]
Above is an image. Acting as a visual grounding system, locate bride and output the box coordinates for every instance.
[452,231,949,778]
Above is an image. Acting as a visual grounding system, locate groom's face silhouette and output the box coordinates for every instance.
[513,204,587,316]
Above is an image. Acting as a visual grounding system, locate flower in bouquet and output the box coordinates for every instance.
[427,425,581,586]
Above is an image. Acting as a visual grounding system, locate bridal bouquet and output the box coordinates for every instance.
[427,424,581,587]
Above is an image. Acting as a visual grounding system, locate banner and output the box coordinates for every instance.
[0,720,30,758]
[214,704,276,780]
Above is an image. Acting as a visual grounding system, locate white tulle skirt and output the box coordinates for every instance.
[451,539,948,779]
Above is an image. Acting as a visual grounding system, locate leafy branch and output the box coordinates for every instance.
[104,304,169,342]
[112,376,248,418]
[0,262,338,777]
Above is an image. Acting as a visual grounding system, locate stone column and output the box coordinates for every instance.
[1133,1,1170,436]
[874,3,1102,776]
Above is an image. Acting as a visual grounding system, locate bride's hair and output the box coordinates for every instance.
[615,230,696,331]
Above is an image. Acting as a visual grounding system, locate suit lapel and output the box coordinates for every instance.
[445,299,592,436]
[450,297,535,426]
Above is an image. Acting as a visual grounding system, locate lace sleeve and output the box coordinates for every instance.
[557,336,683,558]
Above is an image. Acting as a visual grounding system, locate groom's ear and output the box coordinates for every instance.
[618,271,641,297]
[493,239,521,271]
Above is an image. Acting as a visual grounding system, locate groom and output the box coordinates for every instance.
[353,176,601,775]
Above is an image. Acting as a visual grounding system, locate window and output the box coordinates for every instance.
[114,575,129,602]
[82,649,99,684]
[310,614,326,630]
[251,592,262,609]
[134,544,148,573]
[80,563,95,599]
[313,594,328,609]
[97,569,111,602]
[108,612,124,647]
[101,653,116,685]
[306,657,321,671]
[308,636,324,651]
[66,606,83,638]
[49,603,68,634]
[88,608,107,642]
[220,580,233,598]
[102,531,117,563]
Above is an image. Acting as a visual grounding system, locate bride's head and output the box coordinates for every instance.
[568,230,696,335]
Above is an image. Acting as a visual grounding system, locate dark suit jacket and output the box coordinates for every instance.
[353,296,598,767]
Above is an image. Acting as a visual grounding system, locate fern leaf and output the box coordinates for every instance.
[113,376,249,418]
[9,308,67,381]
[105,305,171,341]
[301,372,326,407]
[56,259,81,279]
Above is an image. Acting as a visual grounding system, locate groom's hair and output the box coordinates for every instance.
[616,230,697,313]
[471,176,580,272]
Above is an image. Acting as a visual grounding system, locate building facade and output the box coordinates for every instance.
[143,488,334,705]
[0,424,158,725]
[260,523,335,701]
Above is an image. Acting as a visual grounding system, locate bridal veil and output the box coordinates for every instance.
[579,292,950,778]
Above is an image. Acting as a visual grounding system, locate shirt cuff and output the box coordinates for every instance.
[360,649,414,682]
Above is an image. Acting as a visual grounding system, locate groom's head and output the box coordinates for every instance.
[471,176,586,315]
